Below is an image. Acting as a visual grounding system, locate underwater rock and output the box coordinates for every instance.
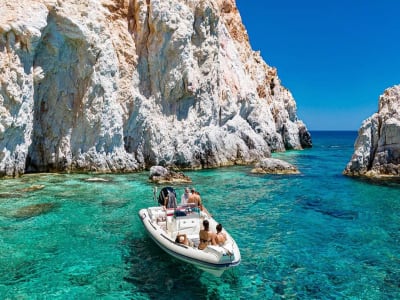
[101,199,128,208]
[19,185,45,192]
[12,203,57,219]
[299,198,358,220]
[251,158,300,175]
[149,166,192,183]
[0,192,23,199]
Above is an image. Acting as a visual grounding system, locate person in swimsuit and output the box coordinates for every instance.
[214,223,227,246]
[175,234,191,246]
[198,220,215,250]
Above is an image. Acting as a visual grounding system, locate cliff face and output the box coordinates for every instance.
[0,0,311,177]
[344,85,400,178]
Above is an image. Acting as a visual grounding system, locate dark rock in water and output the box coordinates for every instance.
[0,185,44,200]
[300,198,358,220]
[12,203,57,219]
[299,123,313,148]
[149,166,192,183]
[251,158,300,175]
[324,209,358,220]
[0,192,23,199]
[101,199,128,208]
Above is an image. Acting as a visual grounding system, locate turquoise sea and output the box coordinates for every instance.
[1,131,399,299]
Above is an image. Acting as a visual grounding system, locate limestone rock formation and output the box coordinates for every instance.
[251,158,299,175]
[0,0,311,177]
[344,85,400,178]
[149,165,192,184]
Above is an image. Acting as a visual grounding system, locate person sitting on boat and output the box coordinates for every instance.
[175,234,192,246]
[180,187,190,205]
[214,223,227,246]
[198,220,215,250]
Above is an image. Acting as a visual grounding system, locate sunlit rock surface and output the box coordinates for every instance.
[149,166,192,184]
[344,85,400,178]
[251,158,299,175]
[0,0,311,177]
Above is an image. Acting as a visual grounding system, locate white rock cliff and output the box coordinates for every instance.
[344,84,400,178]
[0,0,311,177]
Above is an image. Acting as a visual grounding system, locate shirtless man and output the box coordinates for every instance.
[187,188,202,210]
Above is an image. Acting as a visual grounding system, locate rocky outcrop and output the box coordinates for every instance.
[149,165,192,183]
[344,85,400,178]
[0,0,311,177]
[251,158,299,175]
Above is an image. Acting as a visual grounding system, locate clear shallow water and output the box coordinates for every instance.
[1,131,400,299]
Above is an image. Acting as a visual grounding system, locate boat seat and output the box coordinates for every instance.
[191,237,200,248]
[203,245,225,259]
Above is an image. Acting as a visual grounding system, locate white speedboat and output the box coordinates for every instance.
[138,187,241,277]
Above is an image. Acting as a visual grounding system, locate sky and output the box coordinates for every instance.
[235,0,400,130]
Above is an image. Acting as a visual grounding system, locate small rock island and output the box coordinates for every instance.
[344,84,400,178]
[251,158,299,175]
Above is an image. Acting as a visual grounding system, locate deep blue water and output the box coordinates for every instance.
[1,131,400,299]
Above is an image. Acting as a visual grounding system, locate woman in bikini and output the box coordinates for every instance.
[198,220,215,250]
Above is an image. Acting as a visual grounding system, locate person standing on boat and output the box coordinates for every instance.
[187,188,196,203]
[165,190,177,208]
[188,188,203,210]
[180,187,190,205]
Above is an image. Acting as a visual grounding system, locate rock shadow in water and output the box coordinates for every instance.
[0,192,24,199]
[356,176,400,187]
[298,198,358,220]
[11,203,59,219]
[0,258,42,287]
[101,199,128,208]
[0,185,45,201]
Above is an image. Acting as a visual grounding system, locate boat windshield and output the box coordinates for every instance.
[174,204,200,218]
